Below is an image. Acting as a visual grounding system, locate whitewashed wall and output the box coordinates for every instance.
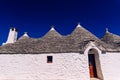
[0,53,90,80]
[0,51,119,80]
[100,52,120,80]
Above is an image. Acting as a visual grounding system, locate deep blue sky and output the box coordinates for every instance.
[0,0,120,45]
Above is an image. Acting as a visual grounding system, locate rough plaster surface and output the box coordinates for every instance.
[0,52,119,80]
[0,53,90,80]
[100,52,120,80]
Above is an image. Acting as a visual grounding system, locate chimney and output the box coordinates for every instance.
[3,27,18,45]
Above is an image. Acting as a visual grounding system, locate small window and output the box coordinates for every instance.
[47,56,53,63]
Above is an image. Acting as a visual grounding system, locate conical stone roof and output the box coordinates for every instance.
[101,29,120,47]
[0,24,119,54]
[43,27,62,38]
[0,27,65,53]
[69,23,99,41]
[66,24,115,52]
[18,32,29,40]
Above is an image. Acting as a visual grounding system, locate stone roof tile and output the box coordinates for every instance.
[0,24,119,53]
[101,31,120,47]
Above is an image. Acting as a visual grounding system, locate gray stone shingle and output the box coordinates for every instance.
[0,24,120,54]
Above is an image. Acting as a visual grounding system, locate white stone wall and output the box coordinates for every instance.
[0,53,90,80]
[100,52,120,80]
[0,51,119,80]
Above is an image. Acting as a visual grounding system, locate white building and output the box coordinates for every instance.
[0,24,120,80]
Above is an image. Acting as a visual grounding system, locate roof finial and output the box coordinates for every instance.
[50,26,55,31]
[106,28,109,33]
[23,32,29,37]
[77,22,81,28]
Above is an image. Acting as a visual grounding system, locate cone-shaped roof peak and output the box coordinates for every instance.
[76,23,82,28]
[43,26,61,38]
[23,32,29,37]
[70,23,99,43]
[50,26,55,31]
[0,24,119,53]
[101,29,120,43]
[18,32,29,40]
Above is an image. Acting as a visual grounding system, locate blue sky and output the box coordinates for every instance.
[0,0,120,45]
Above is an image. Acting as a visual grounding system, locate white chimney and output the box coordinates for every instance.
[3,28,18,45]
